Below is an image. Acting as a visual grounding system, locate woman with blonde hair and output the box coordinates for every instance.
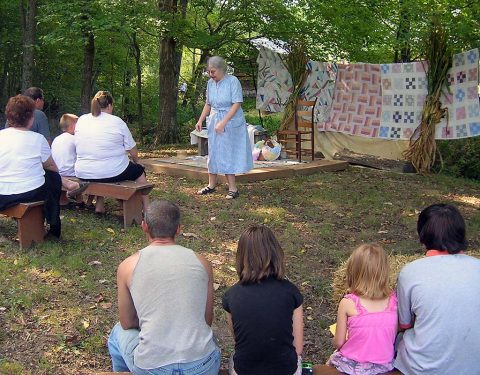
[74,91,149,214]
[328,243,397,374]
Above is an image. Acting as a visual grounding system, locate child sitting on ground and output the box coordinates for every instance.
[222,224,304,375]
[328,243,397,374]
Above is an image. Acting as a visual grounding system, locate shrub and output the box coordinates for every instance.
[434,137,480,180]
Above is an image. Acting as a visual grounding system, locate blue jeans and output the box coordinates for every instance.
[107,323,221,375]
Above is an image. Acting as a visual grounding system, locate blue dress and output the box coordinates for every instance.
[206,75,254,174]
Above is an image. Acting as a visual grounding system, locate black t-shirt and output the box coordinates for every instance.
[222,277,303,375]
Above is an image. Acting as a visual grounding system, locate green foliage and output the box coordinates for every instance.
[435,138,480,180]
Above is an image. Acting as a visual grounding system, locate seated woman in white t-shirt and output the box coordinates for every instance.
[74,91,149,214]
[0,95,62,238]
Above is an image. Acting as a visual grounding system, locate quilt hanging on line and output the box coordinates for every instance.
[301,61,337,124]
[256,47,293,113]
[379,61,428,140]
[436,48,480,139]
[317,63,382,137]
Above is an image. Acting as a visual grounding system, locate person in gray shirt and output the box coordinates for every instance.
[4,87,51,143]
[395,203,480,374]
[22,87,51,144]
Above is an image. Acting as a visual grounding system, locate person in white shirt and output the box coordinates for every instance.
[52,114,78,177]
[51,113,90,204]
[74,91,149,214]
[0,95,62,238]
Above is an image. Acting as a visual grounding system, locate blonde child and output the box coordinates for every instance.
[51,114,89,201]
[222,224,304,375]
[328,243,397,374]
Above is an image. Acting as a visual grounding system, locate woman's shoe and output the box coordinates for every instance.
[197,186,216,195]
[226,190,239,199]
[66,182,90,200]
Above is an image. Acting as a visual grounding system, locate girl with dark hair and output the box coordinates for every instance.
[74,91,149,214]
[222,224,304,375]
[395,203,480,374]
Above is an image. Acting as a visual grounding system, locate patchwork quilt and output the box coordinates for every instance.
[318,64,382,137]
[256,47,479,140]
[379,61,428,139]
[301,61,337,123]
[436,48,480,139]
[256,47,293,112]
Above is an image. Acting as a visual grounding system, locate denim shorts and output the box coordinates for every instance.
[108,322,221,375]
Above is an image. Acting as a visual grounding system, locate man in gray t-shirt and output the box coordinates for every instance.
[5,87,51,143]
[395,204,480,374]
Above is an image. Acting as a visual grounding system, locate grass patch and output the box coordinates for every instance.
[0,164,478,373]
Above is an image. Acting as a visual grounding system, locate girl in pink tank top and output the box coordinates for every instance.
[327,243,398,375]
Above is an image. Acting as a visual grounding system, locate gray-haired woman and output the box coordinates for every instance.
[195,56,253,199]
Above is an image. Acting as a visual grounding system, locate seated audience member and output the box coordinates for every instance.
[74,90,148,214]
[222,224,304,375]
[52,114,78,177]
[0,95,61,238]
[395,203,480,374]
[328,244,397,374]
[52,114,88,202]
[22,87,51,144]
[107,200,221,375]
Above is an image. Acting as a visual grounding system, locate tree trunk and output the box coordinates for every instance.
[132,32,144,143]
[155,0,188,144]
[20,0,37,91]
[157,35,179,144]
[185,49,210,118]
[80,31,95,114]
[394,0,411,63]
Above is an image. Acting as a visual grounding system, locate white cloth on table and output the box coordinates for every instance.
[247,125,256,151]
[74,112,136,179]
[190,128,208,145]
[0,127,50,194]
[51,132,76,177]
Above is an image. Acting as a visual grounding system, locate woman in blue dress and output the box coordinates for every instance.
[195,56,253,199]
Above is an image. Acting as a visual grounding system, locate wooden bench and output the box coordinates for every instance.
[73,181,153,229]
[0,201,44,248]
[313,365,402,374]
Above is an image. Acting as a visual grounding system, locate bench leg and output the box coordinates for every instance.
[122,192,144,229]
[17,205,44,249]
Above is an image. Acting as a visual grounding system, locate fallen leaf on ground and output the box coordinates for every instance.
[182,232,199,238]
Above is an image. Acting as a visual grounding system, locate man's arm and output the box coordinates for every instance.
[117,253,140,329]
[196,253,214,326]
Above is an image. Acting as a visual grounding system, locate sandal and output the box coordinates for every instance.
[197,186,216,195]
[226,190,239,199]
[67,182,90,200]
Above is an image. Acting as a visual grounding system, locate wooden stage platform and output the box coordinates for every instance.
[142,157,348,182]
